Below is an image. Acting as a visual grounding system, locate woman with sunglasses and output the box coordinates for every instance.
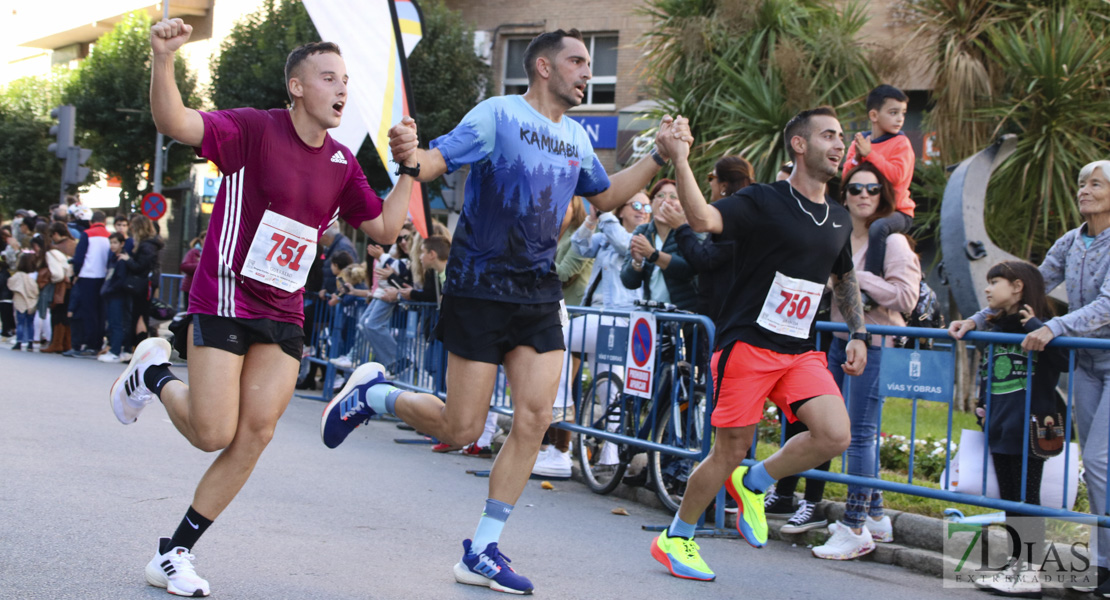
[809,162,921,560]
[621,179,698,313]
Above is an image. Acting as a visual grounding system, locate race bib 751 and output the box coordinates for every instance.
[241,209,317,293]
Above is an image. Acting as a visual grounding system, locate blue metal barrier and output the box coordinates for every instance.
[791,322,1110,528]
[158,274,185,313]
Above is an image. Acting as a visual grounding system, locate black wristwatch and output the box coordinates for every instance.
[850,331,872,345]
[646,249,660,264]
[395,162,421,177]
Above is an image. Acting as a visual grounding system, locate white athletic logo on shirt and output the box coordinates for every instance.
[330,151,347,165]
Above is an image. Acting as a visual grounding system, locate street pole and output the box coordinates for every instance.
[151,1,170,197]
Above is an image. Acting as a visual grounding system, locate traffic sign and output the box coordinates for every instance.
[142,192,167,220]
[624,311,656,398]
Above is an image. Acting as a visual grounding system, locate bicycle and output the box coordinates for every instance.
[574,300,709,512]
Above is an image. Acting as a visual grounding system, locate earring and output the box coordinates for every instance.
[721,190,726,196]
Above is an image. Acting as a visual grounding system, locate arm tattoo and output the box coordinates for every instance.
[833,270,865,334]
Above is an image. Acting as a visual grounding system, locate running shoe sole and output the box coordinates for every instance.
[453,561,532,595]
[725,467,768,548]
[110,337,172,424]
[650,537,715,581]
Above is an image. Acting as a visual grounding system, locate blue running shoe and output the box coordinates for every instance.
[453,539,534,595]
[321,362,387,449]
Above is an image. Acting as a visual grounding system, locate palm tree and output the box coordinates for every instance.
[638,0,881,184]
[978,5,1110,260]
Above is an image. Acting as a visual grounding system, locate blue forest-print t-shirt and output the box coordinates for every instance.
[430,95,611,303]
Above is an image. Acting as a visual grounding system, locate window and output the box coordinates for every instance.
[501,34,618,106]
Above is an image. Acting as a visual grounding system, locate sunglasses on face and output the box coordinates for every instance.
[707,173,717,182]
[625,201,653,214]
[846,183,882,196]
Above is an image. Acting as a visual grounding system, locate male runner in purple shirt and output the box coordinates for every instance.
[108,17,415,597]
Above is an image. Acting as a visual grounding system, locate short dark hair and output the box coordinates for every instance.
[783,106,838,159]
[866,84,908,113]
[48,222,72,240]
[109,232,126,244]
[91,210,106,224]
[331,250,354,271]
[285,41,343,104]
[114,212,129,224]
[522,29,584,82]
[423,235,451,259]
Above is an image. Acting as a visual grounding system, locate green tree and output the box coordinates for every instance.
[979,5,1110,260]
[903,0,1110,261]
[407,0,491,146]
[209,0,319,111]
[209,0,489,193]
[63,11,199,209]
[0,70,76,216]
[639,0,881,185]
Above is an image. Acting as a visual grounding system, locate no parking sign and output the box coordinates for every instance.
[624,311,656,398]
[141,192,167,220]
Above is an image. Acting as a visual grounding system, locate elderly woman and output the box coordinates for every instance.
[951,159,1110,595]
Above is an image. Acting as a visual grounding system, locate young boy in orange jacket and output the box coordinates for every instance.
[842,84,915,304]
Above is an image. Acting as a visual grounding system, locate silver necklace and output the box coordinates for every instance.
[789,185,829,226]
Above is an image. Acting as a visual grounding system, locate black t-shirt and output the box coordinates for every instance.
[714,180,854,354]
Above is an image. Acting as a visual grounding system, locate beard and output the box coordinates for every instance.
[806,152,838,182]
[550,71,583,109]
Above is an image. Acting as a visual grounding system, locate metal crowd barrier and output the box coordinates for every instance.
[158,274,185,313]
[782,321,1110,528]
[296,298,717,467]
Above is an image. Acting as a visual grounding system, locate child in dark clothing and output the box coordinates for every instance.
[100,233,133,362]
[975,260,1069,598]
[842,85,916,302]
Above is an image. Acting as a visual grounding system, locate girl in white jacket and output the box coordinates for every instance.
[8,253,39,351]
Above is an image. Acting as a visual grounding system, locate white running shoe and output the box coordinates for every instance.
[98,352,121,363]
[812,521,875,560]
[865,515,894,543]
[988,562,1042,598]
[145,537,211,597]
[110,337,172,424]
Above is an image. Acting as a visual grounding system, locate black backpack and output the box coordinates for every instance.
[894,280,945,349]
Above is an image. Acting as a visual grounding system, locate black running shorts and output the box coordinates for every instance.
[172,313,304,361]
[434,295,565,364]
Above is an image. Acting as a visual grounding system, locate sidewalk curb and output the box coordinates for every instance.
[565,464,1087,598]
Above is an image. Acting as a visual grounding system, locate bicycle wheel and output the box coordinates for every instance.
[575,370,628,495]
[649,375,708,512]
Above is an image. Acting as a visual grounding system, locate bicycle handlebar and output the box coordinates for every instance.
[633,299,695,315]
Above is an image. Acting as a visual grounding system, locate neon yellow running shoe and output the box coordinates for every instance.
[726,466,768,548]
[651,530,715,581]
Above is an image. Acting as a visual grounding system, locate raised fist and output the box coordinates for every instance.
[150,18,193,56]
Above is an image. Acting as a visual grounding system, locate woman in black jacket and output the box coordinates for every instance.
[126,214,164,348]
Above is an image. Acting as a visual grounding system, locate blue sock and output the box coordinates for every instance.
[365,383,403,415]
[668,514,697,539]
[471,499,513,552]
[743,461,776,494]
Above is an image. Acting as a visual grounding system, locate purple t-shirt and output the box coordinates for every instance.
[189,108,381,326]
